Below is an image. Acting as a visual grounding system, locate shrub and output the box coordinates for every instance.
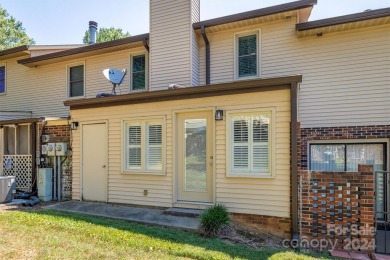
[199,204,230,237]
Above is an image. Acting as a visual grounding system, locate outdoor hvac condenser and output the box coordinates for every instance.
[0,176,16,203]
[38,168,53,202]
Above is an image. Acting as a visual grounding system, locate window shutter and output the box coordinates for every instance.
[146,123,162,170]
[252,117,269,172]
[127,125,142,169]
[232,117,249,170]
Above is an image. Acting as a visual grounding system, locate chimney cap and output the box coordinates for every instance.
[89,21,98,28]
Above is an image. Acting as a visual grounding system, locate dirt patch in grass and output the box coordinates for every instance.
[0,201,59,212]
[215,223,286,250]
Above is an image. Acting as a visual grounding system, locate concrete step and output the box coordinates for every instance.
[164,207,202,218]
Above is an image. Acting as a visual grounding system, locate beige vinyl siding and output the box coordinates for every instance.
[0,111,32,120]
[191,0,200,86]
[0,47,145,118]
[71,89,291,217]
[149,0,200,90]
[198,19,390,127]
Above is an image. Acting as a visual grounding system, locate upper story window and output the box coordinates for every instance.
[235,30,260,79]
[131,54,147,91]
[68,64,84,98]
[0,65,6,94]
[227,109,273,177]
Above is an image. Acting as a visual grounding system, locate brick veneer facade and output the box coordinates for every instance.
[298,164,375,252]
[231,213,291,239]
[38,122,72,200]
[299,124,390,170]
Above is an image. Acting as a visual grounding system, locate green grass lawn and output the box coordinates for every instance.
[0,209,328,259]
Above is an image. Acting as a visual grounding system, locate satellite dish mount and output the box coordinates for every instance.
[96,68,127,98]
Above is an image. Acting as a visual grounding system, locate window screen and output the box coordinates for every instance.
[69,65,84,97]
[0,66,5,93]
[132,55,146,91]
[310,143,385,171]
[238,34,257,78]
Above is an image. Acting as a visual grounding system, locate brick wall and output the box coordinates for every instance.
[38,122,72,200]
[299,125,390,170]
[231,213,291,239]
[299,164,375,252]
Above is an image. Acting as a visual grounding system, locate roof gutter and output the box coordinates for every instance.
[143,37,149,52]
[296,7,390,31]
[200,25,210,85]
[64,75,302,109]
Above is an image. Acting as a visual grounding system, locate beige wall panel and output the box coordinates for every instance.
[71,89,291,217]
[0,47,147,118]
[198,20,390,127]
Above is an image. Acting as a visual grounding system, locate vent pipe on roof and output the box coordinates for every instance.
[89,21,98,44]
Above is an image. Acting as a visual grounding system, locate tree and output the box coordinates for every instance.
[0,5,35,50]
[83,27,130,44]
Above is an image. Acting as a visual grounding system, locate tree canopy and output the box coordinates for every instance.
[0,5,35,50]
[83,27,130,44]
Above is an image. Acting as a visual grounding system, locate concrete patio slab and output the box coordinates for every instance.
[45,201,200,231]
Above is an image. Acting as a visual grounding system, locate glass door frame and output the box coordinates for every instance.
[173,109,215,205]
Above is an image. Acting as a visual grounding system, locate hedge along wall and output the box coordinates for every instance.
[298,164,375,252]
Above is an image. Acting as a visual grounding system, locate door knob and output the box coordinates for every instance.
[102,165,106,168]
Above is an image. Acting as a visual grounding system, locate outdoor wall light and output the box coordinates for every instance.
[215,110,224,121]
[71,122,79,130]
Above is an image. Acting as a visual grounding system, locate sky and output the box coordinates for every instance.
[0,0,389,45]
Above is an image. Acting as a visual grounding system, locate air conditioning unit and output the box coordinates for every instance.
[42,135,51,143]
[0,176,16,203]
[55,143,67,156]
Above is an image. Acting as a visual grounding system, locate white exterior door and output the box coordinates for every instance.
[177,111,213,203]
[82,123,107,202]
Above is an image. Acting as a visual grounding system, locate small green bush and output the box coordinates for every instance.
[199,204,230,237]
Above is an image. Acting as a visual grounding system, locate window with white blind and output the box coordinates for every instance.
[124,119,164,174]
[227,110,273,177]
[234,30,260,79]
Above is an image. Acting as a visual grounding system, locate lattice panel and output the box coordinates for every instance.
[2,155,33,192]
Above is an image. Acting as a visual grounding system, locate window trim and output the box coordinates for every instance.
[234,29,261,80]
[129,51,148,92]
[66,61,85,99]
[121,116,166,175]
[0,63,6,95]
[308,139,389,172]
[226,107,275,178]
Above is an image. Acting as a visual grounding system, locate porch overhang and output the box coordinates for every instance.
[0,117,42,126]
[64,75,302,110]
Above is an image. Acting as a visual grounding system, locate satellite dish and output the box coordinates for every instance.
[96,68,127,98]
[103,68,126,85]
